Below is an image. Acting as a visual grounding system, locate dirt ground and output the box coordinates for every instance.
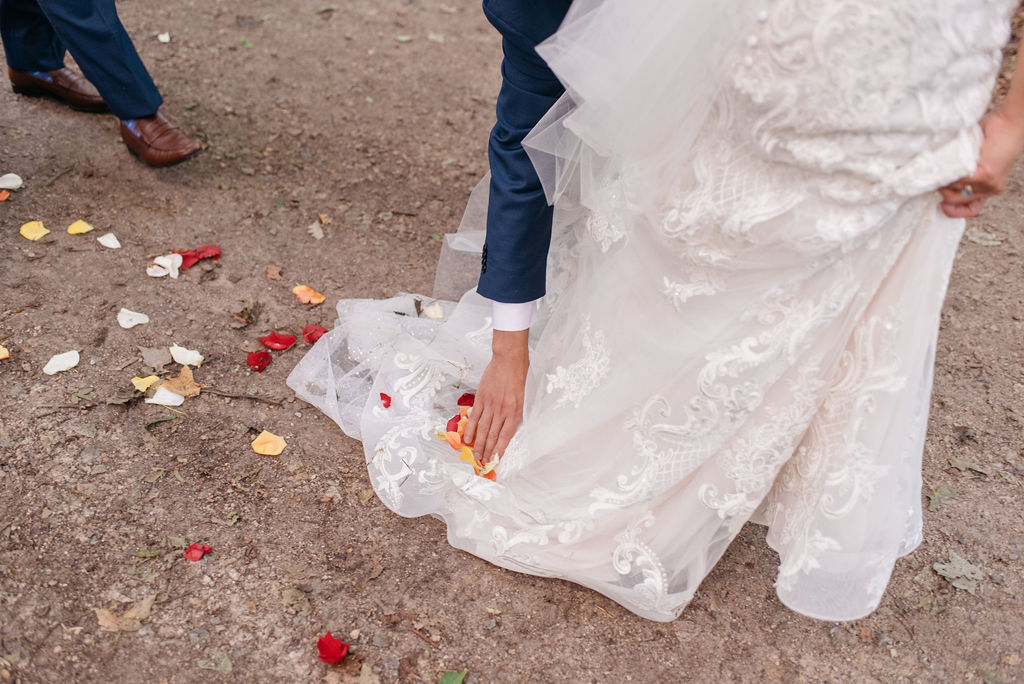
[1,1,1022,682]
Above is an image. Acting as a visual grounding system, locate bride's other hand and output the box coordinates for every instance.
[940,111,1024,218]
[463,329,529,465]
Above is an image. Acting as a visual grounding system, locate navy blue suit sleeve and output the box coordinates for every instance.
[477,0,571,304]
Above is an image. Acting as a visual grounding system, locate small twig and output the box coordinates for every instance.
[409,627,439,649]
[203,387,282,406]
[596,605,615,619]
[36,402,98,418]
[44,165,74,187]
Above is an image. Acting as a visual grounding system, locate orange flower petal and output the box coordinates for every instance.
[251,430,287,456]
[445,431,462,450]
[292,284,325,305]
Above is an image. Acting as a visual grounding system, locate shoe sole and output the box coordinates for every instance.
[11,83,109,113]
[123,142,203,167]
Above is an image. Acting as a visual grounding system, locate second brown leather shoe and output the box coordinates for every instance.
[120,111,202,167]
[9,67,108,112]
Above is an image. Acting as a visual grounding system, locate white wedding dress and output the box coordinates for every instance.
[289,0,1016,621]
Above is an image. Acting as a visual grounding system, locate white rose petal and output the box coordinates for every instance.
[117,308,150,329]
[152,253,183,279]
[145,386,185,406]
[97,232,122,249]
[169,344,204,367]
[0,173,24,190]
[157,32,171,43]
[43,350,80,375]
[424,302,444,320]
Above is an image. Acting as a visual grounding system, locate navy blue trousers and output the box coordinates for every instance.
[0,0,161,118]
[477,0,572,304]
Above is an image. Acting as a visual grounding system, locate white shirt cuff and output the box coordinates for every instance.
[490,299,539,331]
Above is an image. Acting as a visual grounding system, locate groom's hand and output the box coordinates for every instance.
[463,329,529,465]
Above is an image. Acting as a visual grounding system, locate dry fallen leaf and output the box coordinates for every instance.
[251,430,287,456]
[67,220,94,235]
[161,365,201,398]
[266,265,282,280]
[292,284,325,305]
[19,220,49,241]
[94,596,154,632]
[131,375,160,392]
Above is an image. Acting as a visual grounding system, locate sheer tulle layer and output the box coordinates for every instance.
[288,0,1015,621]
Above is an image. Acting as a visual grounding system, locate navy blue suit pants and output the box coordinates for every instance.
[0,0,161,118]
[477,0,572,304]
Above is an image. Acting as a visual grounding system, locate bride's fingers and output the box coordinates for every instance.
[941,197,986,218]
[465,405,491,448]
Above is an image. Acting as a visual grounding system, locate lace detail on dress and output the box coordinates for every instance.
[612,511,673,612]
[545,317,611,408]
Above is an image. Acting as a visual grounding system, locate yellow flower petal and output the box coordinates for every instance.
[67,219,95,235]
[251,430,287,456]
[292,284,326,305]
[459,446,475,464]
[0,345,9,360]
[19,221,49,241]
[131,375,160,392]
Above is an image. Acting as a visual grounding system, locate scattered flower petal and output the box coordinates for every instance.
[175,244,221,269]
[0,173,23,190]
[147,264,169,277]
[259,332,296,351]
[183,543,212,561]
[292,284,325,305]
[151,253,183,279]
[266,265,282,280]
[457,393,475,407]
[424,302,444,320]
[97,232,122,249]
[176,250,200,269]
[251,430,287,456]
[194,244,220,259]
[131,375,160,392]
[157,32,171,43]
[117,308,150,329]
[145,386,185,406]
[302,324,328,343]
[317,632,350,664]
[0,190,9,201]
[19,220,49,241]
[247,350,272,372]
[169,344,204,367]
[0,345,10,360]
[380,392,392,408]
[67,219,94,235]
[43,350,79,374]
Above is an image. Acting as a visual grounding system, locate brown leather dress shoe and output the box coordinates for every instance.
[119,111,202,167]
[9,67,108,112]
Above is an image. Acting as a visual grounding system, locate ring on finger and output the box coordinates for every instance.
[961,183,974,197]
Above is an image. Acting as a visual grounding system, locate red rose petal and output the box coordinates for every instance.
[457,393,476,407]
[446,414,461,433]
[183,543,212,561]
[380,392,392,408]
[247,350,272,372]
[317,632,350,664]
[303,324,328,344]
[175,249,200,269]
[258,332,297,351]
[194,244,221,260]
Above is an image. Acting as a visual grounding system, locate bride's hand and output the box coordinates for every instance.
[939,111,1024,218]
[463,329,529,465]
